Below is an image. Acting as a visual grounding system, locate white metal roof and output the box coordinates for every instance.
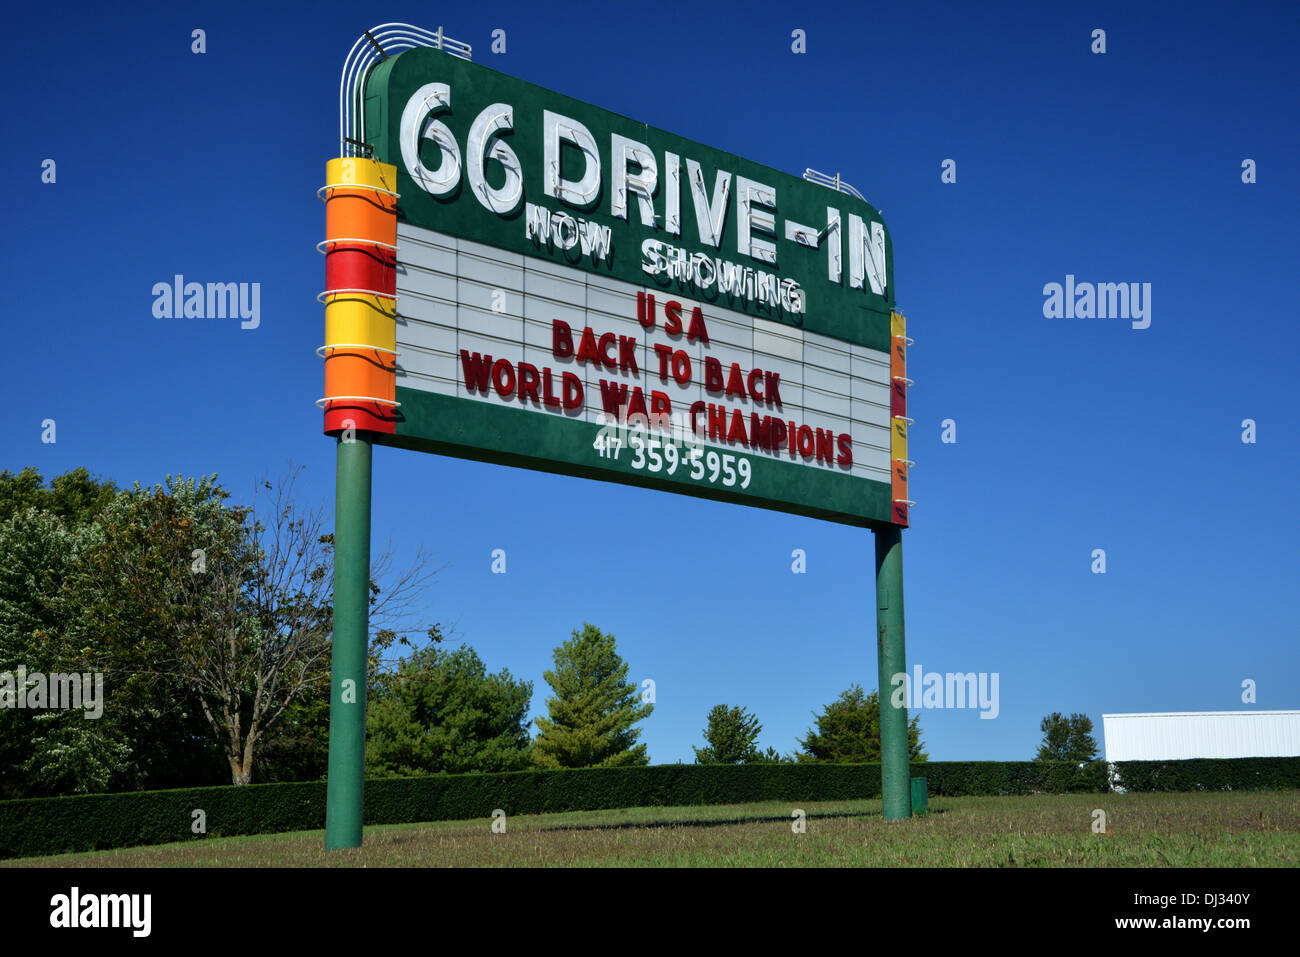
[1102,710,1300,761]
[1103,710,1299,717]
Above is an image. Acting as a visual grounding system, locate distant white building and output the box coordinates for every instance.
[1102,710,1300,762]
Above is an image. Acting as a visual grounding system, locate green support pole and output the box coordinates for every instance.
[325,434,372,849]
[875,524,910,820]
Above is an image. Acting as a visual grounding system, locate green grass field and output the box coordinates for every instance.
[6,791,1298,867]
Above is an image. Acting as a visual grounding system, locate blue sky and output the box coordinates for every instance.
[3,0,1296,764]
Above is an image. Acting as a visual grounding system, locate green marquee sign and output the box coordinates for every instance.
[321,28,915,852]
[348,46,907,531]
[363,46,895,351]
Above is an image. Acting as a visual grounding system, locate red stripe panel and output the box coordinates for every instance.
[890,378,907,418]
[325,244,396,296]
[324,401,396,435]
[892,500,910,527]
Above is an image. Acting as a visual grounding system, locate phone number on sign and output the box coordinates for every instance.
[593,432,752,488]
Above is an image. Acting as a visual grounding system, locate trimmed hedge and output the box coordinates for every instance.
[1109,756,1300,792]
[2,757,1296,859]
[0,780,326,860]
[913,760,1109,795]
[0,764,872,859]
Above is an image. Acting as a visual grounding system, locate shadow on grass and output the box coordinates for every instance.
[532,809,884,833]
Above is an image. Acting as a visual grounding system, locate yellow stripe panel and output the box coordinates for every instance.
[891,311,906,339]
[891,418,908,459]
[326,157,398,194]
[325,293,397,352]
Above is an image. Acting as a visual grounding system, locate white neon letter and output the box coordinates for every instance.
[544,110,600,208]
[610,133,658,226]
[736,176,777,264]
[400,83,461,196]
[685,159,731,248]
[467,102,523,214]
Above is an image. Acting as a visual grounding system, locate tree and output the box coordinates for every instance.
[252,685,331,783]
[0,469,225,799]
[366,632,533,776]
[0,466,118,526]
[71,468,440,786]
[69,474,271,786]
[693,704,763,764]
[532,622,653,768]
[798,684,927,763]
[0,465,443,796]
[1035,712,1098,762]
[0,506,130,797]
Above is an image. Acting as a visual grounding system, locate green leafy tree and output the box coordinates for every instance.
[0,468,225,798]
[70,469,439,786]
[693,704,764,764]
[1035,712,1098,762]
[366,632,533,776]
[532,622,653,768]
[253,687,331,783]
[67,474,261,786]
[0,467,43,522]
[0,506,131,797]
[798,684,927,763]
[0,467,118,526]
[0,466,442,796]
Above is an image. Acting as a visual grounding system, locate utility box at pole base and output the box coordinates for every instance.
[910,776,929,816]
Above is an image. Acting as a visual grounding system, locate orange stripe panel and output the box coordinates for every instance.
[890,335,907,381]
[324,350,396,404]
[891,460,908,502]
[326,189,398,247]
